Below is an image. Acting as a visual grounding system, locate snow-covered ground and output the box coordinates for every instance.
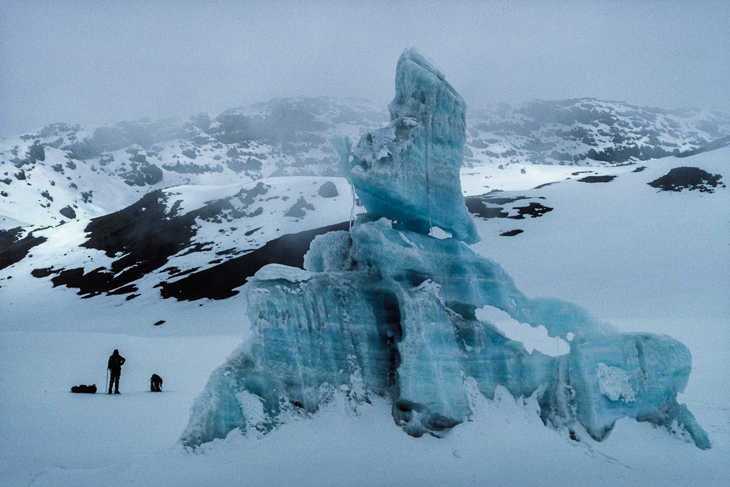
[1,148,728,486]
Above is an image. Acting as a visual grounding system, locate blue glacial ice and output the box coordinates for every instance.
[330,48,479,244]
[180,49,710,449]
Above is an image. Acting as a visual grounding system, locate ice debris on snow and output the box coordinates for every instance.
[181,49,710,450]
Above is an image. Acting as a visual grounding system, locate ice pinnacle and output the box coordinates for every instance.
[334,48,479,244]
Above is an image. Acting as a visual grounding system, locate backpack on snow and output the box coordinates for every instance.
[71,384,97,394]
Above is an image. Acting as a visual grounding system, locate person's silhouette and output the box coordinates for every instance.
[107,349,126,394]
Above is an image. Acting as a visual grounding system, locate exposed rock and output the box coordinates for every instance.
[578,175,617,183]
[648,167,724,193]
[0,228,47,271]
[59,206,76,219]
[285,196,315,218]
[317,181,339,198]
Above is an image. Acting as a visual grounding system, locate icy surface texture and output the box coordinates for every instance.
[348,216,610,340]
[333,48,479,244]
[180,261,399,446]
[539,332,710,450]
[181,218,709,448]
[181,50,709,449]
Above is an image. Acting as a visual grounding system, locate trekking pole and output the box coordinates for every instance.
[105,368,109,394]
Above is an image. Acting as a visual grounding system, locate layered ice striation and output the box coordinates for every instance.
[180,49,710,449]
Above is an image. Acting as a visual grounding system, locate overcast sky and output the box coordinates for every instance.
[1,0,728,137]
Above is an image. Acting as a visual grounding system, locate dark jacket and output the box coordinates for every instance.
[108,352,126,371]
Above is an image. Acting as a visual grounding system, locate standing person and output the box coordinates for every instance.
[107,349,126,394]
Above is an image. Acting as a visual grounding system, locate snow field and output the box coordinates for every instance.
[0,327,725,487]
[0,148,728,486]
[0,331,241,486]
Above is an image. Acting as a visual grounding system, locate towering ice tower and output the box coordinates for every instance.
[181,49,710,450]
[333,48,479,244]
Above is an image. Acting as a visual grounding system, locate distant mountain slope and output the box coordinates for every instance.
[0,98,387,228]
[1,97,728,228]
[464,98,730,166]
[1,146,725,313]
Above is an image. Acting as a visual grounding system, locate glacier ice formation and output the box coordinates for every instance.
[330,49,479,245]
[180,49,710,450]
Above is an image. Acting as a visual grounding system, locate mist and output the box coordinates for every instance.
[1,0,728,137]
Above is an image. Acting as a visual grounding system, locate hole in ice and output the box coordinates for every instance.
[475,306,570,357]
[428,227,451,239]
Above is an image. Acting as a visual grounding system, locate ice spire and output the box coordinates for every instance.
[335,48,479,244]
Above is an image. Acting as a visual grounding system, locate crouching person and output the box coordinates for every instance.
[150,374,163,392]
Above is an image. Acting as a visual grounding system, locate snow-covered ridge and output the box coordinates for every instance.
[0,154,725,308]
[0,176,357,303]
[2,96,728,228]
[465,98,730,166]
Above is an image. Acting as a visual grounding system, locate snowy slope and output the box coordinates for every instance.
[0,145,727,486]
[0,176,357,334]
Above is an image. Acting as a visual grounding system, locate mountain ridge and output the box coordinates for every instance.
[2,96,728,229]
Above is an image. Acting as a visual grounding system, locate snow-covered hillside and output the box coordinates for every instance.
[2,97,728,228]
[0,98,387,228]
[465,99,730,166]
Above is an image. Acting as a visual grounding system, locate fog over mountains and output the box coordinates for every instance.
[2,97,728,230]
